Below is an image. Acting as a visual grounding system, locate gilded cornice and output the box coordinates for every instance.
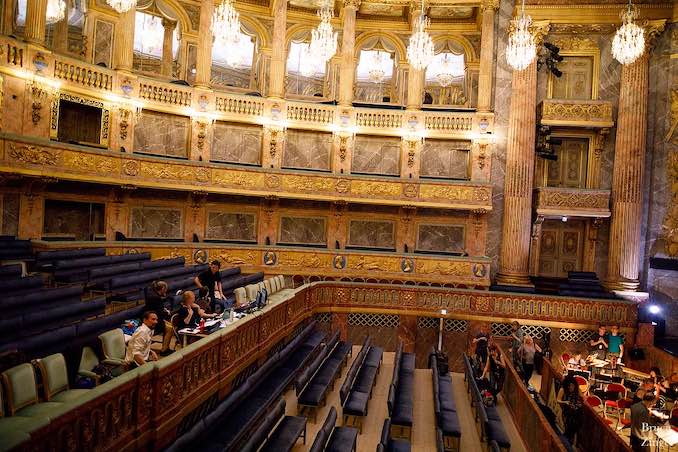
[0,137,493,211]
[521,3,673,24]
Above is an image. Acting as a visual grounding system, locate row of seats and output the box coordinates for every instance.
[241,398,307,452]
[235,275,291,307]
[462,355,511,452]
[309,406,358,452]
[0,237,32,262]
[34,248,106,271]
[339,335,383,433]
[296,330,352,422]
[0,264,22,280]
[0,353,91,451]
[377,418,410,452]
[387,342,415,441]
[0,274,43,295]
[167,322,326,452]
[50,252,151,284]
[431,350,461,452]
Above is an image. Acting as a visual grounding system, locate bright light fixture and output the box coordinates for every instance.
[106,0,136,14]
[406,0,435,71]
[46,0,66,24]
[612,1,645,65]
[309,0,338,64]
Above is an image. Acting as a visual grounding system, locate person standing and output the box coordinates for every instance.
[630,393,660,452]
[518,335,542,388]
[607,324,625,360]
[510,321,524,365]
[194,260,224,312]
[556,376,583,444]
[590,325,608,360]
[472,325,490,366]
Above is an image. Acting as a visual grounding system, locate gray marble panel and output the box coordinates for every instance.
[1,193,19,236]
[43,200,104,240]
[211,122,262,164]
[279,216,327,245]
[93,20,113,68]
[130,207,182,239]
[416,224,465,254]
[420,140,471,179]
[206,212,257,242]
[283,129,331,171]
[352,135,400,176]
[348,219,395,249]
[134,110,189,158]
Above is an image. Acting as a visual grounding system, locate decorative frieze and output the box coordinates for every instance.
[540,99,614,128]
[535,187,611,218]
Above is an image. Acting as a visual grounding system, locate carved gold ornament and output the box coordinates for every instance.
[662,152,678,256]
[123,160,140,176]
[665,90,678,144]
[8,143,59,165]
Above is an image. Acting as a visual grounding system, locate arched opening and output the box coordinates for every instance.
[424,40,469,107]
[133,1,182,77]
[353,35,405,106]
[211,23,261,92]
[285,32,333,99]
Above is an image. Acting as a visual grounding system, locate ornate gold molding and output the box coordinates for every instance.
[540,100,614,128]
[0,137,494,211]
[662,151,678,257]
[535,187,611,218]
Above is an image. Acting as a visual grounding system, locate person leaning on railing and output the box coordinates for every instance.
[144,280,175,356]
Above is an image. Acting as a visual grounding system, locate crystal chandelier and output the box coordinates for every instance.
[212,0,242,47]
[46,0,66,24]
[309,0,337,63]
[506,0,536,71]
[368,51,387,84]
[435,53,464,87]
[407,0,434,71]
[612,0,645,65]
[106,0,136,14]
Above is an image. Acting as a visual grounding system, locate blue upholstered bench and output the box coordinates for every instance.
[377,418,411,452]
[309,406,358,452]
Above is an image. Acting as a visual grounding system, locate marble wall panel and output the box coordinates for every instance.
[134,111,190,158]
[347,219,395,249]
[93,19,113,68]
[347,325,398,352]
[416,224,465,254]
[211,121,262,165]
[205,211,257,242]
[1,193,19,236]
[420,140,471,179]
[283,129,332,171]
[352,135,400,176]
[43,199,105,240]
[278,216,327,245]
[130,206,182,239]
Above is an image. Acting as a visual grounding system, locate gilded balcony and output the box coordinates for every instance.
[535,187,611,218]
[539,99,614,129]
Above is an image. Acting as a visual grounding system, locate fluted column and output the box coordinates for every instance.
[605,58,649,290]
[161,19,177,77]
[268,0,288,99]
[52,1,70,54]
[405,10,425,110]
[24,0,48,46]
[338,0,359,106]
[495,59,538,287]
[114,6,136,71]
[477,0,498,112]
[195,0,214,87]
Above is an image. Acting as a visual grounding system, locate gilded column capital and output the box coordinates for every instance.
[343,0,361,9]
[531,20,551,47]
[480,0,499,12]
[642,19,667,53]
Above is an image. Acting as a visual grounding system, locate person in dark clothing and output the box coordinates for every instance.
[194,260,224,311]
[472,325,490,365]
[177,291,216,330]
[557,376,583,444]
[144,280,174,354]
[481,344,506,403]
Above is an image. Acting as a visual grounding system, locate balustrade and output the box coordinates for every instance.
[138,79,192,107]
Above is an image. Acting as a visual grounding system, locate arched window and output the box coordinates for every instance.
[353,36,404,105]
[43,0,87,56]
[424,40,468,107]
[211,31,257,90]
[285,40,328,98]
[133,2,181,77]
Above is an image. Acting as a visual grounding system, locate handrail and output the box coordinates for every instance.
[540,357,632,452]
[501,349,568,452]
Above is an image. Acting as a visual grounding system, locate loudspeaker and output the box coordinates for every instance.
[629,347,645,360]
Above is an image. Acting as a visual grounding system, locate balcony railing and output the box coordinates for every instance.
[539,99,614,128]
[535,186,611,218]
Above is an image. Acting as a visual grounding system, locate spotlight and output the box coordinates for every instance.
[440,309,447,315]
[648,305,661,315]
[562,216,568,222]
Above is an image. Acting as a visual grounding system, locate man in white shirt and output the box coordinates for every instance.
[125,311,159,367]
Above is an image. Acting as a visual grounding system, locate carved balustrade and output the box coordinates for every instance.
[539,99,614,128]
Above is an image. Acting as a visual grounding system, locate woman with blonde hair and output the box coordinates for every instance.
[518,335,542,387]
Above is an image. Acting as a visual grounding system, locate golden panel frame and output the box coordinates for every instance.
[49,91,111,149]
[538,129,597,189]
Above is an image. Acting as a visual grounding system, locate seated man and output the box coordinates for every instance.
[125,311,159,368]
[177,291,217,330]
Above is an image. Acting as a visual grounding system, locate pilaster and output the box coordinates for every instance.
[477,0,499,112]
[114,6,136,71]
[52,2,70,54]
[338,0,359,106]
[161,19,177,77]
[195,0,214,87]
[269,0,288,99]
[25,0,48,47]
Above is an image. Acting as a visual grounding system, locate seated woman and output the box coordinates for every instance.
[567,353,587,370]
[144,280,175,356]
[177,291,217,330]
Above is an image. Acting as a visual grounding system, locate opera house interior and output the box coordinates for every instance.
[0,0,678,450]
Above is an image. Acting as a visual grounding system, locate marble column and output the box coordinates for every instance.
[194,0,214,88]
[477,0,498,112]
[52,1,70,54]
[398,315,417,353]
[405,11,425,110]
[605,56,650,290]
[338,0,359,106]
[268,0,288,99]
[24,0,48,46]
[161,19,177,77]
[114,6,136,72]
[495,59,538,287]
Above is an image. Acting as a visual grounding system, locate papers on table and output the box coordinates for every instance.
[654,426,678,447]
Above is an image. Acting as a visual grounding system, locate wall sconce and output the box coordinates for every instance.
[190,111,217,153]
